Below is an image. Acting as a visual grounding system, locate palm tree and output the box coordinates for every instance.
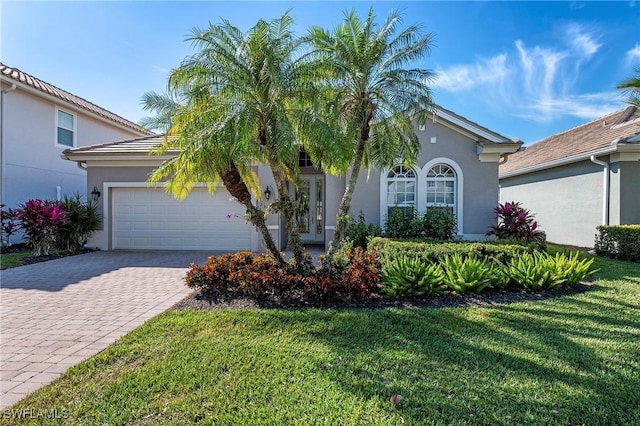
[143,13,333,272]
[141,90,285,265]
[308,8,436,258]
[617,66,640,107]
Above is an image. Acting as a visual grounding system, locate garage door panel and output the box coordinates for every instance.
[112,188,251,251]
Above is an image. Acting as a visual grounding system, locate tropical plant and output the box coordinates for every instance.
[344,211,382,249]
[16,199,67,255]
[308,8,436,259]
[141,13,335,271]
[488,201,546,247]
[56,193,102,251]
[441,253,497,293]
[0,204,18,247]
[422,207,457,240]
[380,256,446,298]
[505,251,565,290]
[617,65,640,107]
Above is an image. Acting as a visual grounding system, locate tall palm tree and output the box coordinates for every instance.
[143,13,333,272]
[617,66,640,107]
[141,90,285,265]
[308,8,436,258]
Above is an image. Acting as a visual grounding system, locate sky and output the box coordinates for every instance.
[2,1,639,145]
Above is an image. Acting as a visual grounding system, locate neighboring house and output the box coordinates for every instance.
[500,106,640,248]
[63,106,520,251]
[0,63,152,216]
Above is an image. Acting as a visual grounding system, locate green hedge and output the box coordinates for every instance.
[368,237,534,266]
[594,225,640,262]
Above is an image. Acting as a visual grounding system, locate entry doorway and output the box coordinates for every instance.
[294,176,325,244]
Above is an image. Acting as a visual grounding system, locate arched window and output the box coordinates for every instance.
[386,165,416,216]
[426,163,456,214]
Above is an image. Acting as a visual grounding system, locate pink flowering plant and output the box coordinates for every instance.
[488,201,545,248]
[17,199,68,255]
[0,204,19,247]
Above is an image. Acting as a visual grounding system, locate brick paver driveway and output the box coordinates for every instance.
[0,250,211,409]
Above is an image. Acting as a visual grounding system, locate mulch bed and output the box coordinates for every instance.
[1,243,98,269]
[172,282,593,311]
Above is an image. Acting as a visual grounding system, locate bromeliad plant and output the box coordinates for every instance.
[380,256,446,298]
[17,199,67,255]
[441,253,498,293]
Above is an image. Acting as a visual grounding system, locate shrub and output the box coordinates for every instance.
[380,256,446,298]
[384,206,457,240]
[344,212,382,249]
[185,251,256,294]
[441,253,497,293]
[0,204,19,247]
[56,194,102,251]
[17,199,67,255]
[505,251,565,290]
[422,207,457,240]
[594,225,640,262]
[306,246,380,303]
[368,237,532,267]
[488,201,546,248]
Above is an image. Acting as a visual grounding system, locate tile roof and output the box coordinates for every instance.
[0,63,152,135]
[63,134,172,157]
[500,106,640,177]
[434,105,516,144]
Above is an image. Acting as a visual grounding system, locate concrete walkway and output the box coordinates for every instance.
[0,251,212,409]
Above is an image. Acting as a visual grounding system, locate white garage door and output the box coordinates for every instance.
[112,187,251,250]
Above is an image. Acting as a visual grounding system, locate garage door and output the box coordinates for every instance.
[112,187,251,250]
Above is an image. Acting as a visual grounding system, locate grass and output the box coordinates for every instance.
[3,254,639,425]
[0,250,33,269]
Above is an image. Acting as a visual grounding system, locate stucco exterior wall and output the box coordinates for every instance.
[619,161,640,225]
[351,120,500,238]
[1,87,144,210]
[500,160,604,247]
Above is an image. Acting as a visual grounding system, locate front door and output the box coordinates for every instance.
[295,176,325,243]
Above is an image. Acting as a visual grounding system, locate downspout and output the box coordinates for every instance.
[590,155,609,225]
[0,83,17,206]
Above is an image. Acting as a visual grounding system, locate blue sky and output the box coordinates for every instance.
[2,1,639,144]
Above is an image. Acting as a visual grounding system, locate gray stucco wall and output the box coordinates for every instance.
[619,161,640,224]
[500,160,604,247]
[350,120,500,237]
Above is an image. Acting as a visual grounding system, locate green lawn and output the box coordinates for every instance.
[0,251,33,269]
[3,255,639,425]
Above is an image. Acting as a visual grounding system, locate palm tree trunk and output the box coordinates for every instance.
[271,167,310,274]
[325,136,366,260]
[221,165,285,265]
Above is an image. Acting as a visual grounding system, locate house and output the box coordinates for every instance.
[0,63,151,216]
[63,106,521,251]
[499,106,640,248]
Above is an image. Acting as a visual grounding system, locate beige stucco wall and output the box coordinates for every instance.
[1,86,144,210]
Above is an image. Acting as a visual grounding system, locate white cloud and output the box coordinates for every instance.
[627,43,640,61]
[434,54,509,92]
[565,24,601,58]
[434,24,614,124]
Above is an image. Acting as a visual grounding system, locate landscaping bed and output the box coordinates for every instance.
[0,243,97,269]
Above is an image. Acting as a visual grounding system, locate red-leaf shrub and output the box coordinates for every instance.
[304,247,380,302]
[0,204,18,247]
[16,199,67,255]
[487,201,546,248]
[185,248,380,304]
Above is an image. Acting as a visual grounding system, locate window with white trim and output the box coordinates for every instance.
[386,165,416,216]
[426,163,456,214]
[56,110,75,147]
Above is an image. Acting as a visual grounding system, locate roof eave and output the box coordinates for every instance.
[498,143,640,179]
